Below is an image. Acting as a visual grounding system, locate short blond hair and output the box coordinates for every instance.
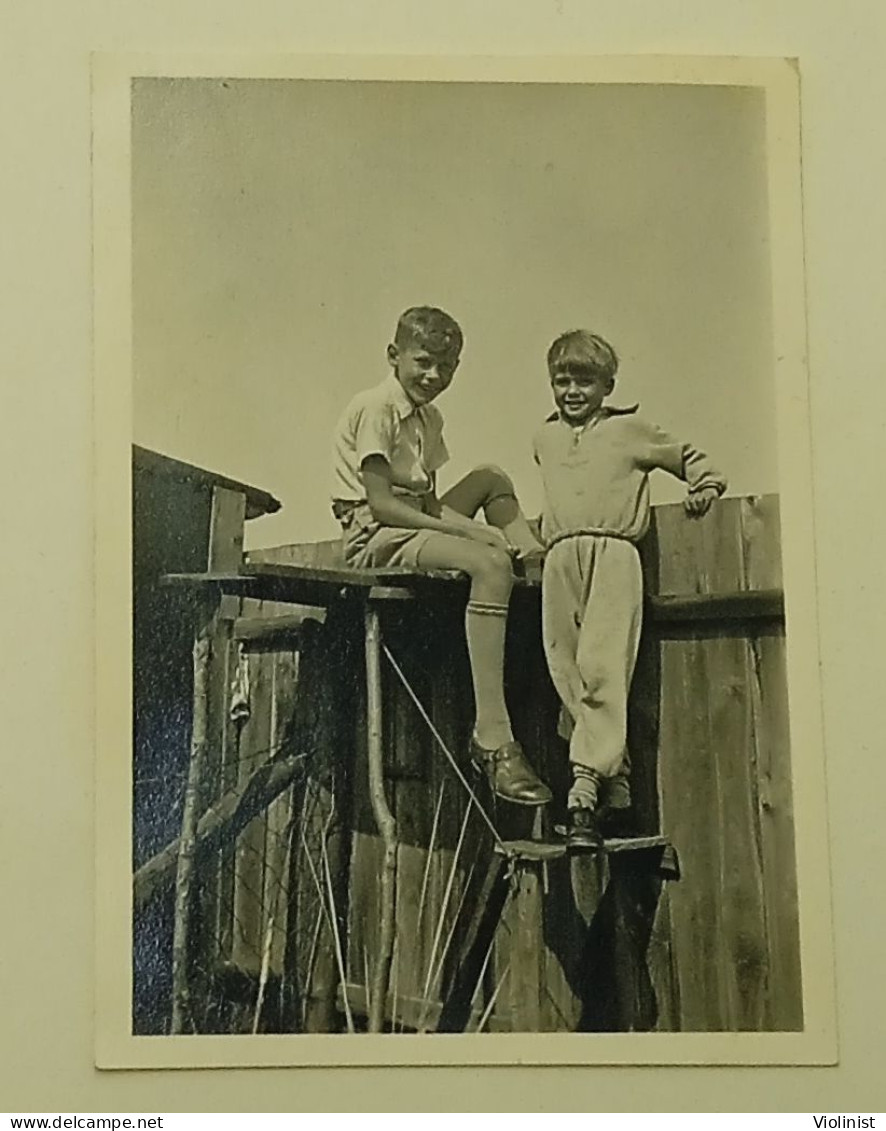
[547,330,618,380]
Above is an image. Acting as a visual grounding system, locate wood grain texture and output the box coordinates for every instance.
[230,626,273,981]
[161,494,799,1035]
[651,496,800,1032]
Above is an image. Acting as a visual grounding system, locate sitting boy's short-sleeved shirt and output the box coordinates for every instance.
[331,374,450,503]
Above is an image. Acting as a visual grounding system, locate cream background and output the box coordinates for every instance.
[3,0,886,1117]
[132,79,773,548]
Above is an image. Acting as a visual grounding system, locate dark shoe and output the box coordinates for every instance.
[597,805,635,840]
[470,738,552,807]
[555,807,604,850]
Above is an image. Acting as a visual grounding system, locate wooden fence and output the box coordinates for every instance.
[133,488,802,1034]
[641,495,801,1031]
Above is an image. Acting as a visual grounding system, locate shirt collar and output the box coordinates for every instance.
[545,403,639,424]
[382,373,423,421]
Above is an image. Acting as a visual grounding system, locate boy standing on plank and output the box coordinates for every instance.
[332,306,551,806]
[533,330,727,846]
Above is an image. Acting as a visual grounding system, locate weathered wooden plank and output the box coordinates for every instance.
[262,651,298,980]
[654,497,789,1033]
[233,612,325,648]
[294,611,355,1034]
[193,609,231,1018]
[391,618,442,1010]
[654,503,745,1033]
[537,854,583,1033]
[646,884,680,1031]
[750,631,803,1030]
[653,497,746,596]
[193,488,247,1021]
[248,539,346,570]
[506,865,546,1031]
[170,611,214,1034]
[707,635,770,1030]
[216,596,246,967]
[162,562,542,610]
[658,637,726,1030]
[208,486,246,585]
[289,806,331,1035]
[737,496,801,1029]
[421,615,475,1015]
[230,635,274,978]
[740,495,783,591]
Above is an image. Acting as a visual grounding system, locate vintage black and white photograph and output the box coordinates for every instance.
[93,55,834,1067]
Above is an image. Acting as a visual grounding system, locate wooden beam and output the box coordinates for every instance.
[648,589,784,624]
[133,750,305,909]
[208,487,246,571]
[232,611,325,648]
[164,564,785,628]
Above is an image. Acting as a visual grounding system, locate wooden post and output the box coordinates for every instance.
[171,602,214,1034]
[365,603,397,1033]
[200,485,247,1009]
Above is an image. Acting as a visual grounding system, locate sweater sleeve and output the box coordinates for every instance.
[636,419,728,495]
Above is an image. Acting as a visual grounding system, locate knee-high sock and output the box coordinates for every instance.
[465,599,513,750]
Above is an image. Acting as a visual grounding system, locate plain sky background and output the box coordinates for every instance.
[132,78,774,549]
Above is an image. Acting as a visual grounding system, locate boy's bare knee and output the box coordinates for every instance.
[472,463,515,497]
[473,545,514,586]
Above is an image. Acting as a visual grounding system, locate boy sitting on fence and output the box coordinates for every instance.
[331,305,551,807]
[533,330,727,847]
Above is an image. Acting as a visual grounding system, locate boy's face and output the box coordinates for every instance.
[387,340,460,408]
[550,365,615,425]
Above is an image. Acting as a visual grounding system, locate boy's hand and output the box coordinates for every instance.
[684,487,719,518]
[463,521,513,553]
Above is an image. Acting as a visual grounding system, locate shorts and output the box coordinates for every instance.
[334,497,436,570]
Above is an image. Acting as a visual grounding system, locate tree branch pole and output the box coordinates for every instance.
[133,749,305,909]
[365,604,397,1033]
[170,612,213,1034]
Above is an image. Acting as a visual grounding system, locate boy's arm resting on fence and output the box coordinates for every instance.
[636,419,728,512]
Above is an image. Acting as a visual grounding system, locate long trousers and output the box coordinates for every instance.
[541,534,643,778]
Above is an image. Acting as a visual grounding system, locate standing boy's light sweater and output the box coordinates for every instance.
[533,403,727,546]
[534,403,727,784]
